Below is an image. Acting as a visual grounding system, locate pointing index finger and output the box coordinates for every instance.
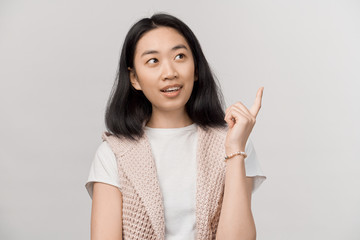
[250,87,264,118]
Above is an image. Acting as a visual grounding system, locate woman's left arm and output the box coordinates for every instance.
[216,87,264,240]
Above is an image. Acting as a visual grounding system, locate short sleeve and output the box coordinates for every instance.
[244,137,266,193]
[85,141,121,199]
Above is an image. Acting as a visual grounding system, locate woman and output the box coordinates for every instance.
[85,13,266,240]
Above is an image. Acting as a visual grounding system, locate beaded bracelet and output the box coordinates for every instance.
[224,151,247,162]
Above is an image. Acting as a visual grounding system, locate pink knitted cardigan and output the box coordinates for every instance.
[102,125,228,240]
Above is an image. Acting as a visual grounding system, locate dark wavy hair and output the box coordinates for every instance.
[105,13,226,140]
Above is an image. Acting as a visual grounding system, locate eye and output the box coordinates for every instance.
[147,58,158,64]
[175,53,185,60]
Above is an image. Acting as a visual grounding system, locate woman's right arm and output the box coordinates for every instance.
[91,182,123,240]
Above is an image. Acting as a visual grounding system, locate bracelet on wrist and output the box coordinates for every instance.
[224,151,247,162]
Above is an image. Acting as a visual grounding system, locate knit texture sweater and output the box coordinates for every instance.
[102,125,228,240]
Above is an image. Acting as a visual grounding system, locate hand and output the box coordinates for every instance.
[224,87,264,154]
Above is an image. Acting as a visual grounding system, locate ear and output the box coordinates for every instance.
[128,67,142,90]
[194,71,199,81]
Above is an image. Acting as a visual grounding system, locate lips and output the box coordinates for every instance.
[160,84,182,92]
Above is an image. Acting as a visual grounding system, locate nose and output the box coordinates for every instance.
[161,60,178,80]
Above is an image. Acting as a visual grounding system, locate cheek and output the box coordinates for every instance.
[135,75,158,99]
[179,62,195,79]
[136,69,157,87]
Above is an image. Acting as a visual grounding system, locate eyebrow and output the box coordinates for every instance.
[140,44,188,57]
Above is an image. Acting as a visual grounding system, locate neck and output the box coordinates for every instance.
[146,108,193,128]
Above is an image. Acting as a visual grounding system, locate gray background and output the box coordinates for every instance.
[1,0,359,239]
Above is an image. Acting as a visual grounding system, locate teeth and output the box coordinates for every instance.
[163,87,180,92]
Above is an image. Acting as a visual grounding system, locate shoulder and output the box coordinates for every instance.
[101,131,143,157]
[92,141,117,168]
[96,141,114,158]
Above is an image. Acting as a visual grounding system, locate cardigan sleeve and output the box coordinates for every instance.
[244,137,267,193]
[85,141,121,199]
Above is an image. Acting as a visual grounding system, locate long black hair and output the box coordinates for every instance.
[105,13,226,140]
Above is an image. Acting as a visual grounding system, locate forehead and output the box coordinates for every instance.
[135,27,189,55]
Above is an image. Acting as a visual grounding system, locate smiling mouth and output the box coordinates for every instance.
[160,86,182,92]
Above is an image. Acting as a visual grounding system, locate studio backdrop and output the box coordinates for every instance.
[0,0,359,239]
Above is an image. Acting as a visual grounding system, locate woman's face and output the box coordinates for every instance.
[129,27,196,114]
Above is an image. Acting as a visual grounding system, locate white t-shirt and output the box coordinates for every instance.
[85,123,266,239]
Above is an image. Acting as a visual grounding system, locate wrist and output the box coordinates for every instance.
[224,150,247,163]
[226,154,245,163]
[225,146,245,154]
